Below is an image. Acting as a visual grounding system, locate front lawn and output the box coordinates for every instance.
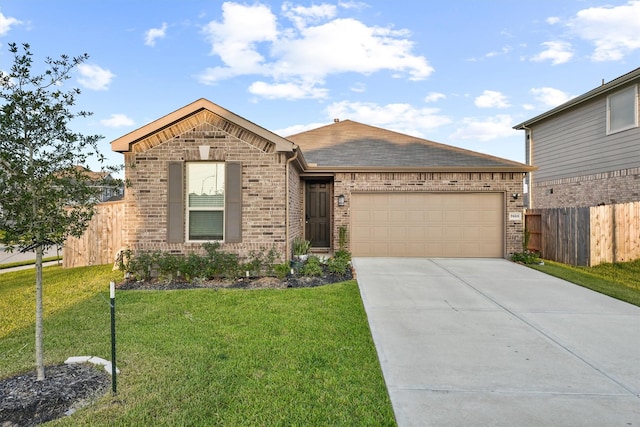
[530,259,640,307]
[0,265,395,426]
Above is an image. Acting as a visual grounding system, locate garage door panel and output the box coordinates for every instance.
[351,193,503,257]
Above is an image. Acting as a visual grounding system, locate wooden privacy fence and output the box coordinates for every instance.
[526,201,640,266]
[63,200,124,268]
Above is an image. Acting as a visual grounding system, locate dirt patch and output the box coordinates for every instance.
[0,364,110,426]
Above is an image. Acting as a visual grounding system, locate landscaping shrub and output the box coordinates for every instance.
[300,255,323,277]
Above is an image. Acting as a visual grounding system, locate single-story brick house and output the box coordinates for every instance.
[111,98,533,261]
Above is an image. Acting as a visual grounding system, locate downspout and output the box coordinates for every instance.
[522,125,533,209]
[285,147,299,262]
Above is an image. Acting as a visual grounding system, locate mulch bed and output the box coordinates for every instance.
[0,364,110,426]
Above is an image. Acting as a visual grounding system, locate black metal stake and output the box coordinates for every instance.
[110,281,117,395]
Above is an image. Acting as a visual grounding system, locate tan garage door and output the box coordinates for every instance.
[351,193,504,257]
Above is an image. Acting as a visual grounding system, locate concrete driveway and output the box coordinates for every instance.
[353,258,640,427]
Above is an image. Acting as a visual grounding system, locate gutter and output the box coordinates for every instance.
[285,147,300,262]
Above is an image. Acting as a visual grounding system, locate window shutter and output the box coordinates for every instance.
[225,162,242,243]
[167,162,184,243]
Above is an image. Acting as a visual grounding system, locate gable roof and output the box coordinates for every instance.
[111,98,295,154]
[287,120,532,172]
[514,66,640,129]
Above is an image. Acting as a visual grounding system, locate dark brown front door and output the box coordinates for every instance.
[305,181,331,248]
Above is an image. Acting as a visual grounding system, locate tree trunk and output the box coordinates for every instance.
[35,245,45,381]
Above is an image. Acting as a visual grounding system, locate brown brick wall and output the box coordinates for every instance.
[330,171,525,256]
[533,167,640,208]
[123,122,290,263]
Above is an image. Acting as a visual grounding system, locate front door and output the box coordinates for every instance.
[305,181,331,248]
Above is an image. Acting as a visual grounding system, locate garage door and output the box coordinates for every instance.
[351,193,504,257]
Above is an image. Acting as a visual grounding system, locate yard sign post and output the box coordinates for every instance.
[110,281,117,395]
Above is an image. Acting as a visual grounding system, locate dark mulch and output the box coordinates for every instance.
[117,269,354,291]
[1,268,354,426]
[0,364,110,426]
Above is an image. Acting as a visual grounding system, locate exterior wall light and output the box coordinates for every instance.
[512,193,520,200]
[337,194,345,206]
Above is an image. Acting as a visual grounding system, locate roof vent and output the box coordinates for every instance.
[333,118,340,123]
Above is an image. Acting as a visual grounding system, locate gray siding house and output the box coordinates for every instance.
[514,67,640,209]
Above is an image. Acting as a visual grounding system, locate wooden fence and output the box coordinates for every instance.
[526,201,640,266]
[62,200,124,268]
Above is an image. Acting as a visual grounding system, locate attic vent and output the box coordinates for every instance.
[333,118,340,123]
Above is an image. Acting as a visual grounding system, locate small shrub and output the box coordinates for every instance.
[273,263,291,280]
[300,255,323,277]
[511,250,541,265]
[292,237,311,256]
[333,249,352,262]
[326,255,350,275]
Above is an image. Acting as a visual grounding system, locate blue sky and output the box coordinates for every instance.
[1,0,640,173]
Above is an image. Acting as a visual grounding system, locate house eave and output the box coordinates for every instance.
[304,165,536,174]
[111,98,295,153]
[514,66,640,129]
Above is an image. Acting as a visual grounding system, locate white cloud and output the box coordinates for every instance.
[475,90,510,108]
[276,122,328,136]
[100,114,135,128]
[248,80,328,99]
[569,0,640,61]
[546,16,561,25]
[0,12,21,36]
[450,115,519,142]
[424,92,445,103]
[145,22,168,47]
[530,87,573,107]
[198,2,433,99]
[77,64,115,91]
[531,41,573,65]
[324,101,451,136]
[350,82,366,93]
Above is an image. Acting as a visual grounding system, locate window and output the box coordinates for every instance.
[186,162,225,240]
[607,85,638,134]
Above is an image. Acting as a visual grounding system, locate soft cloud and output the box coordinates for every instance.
[324,101,451,136]
[569,0,640,61]
[145,22,168,47]
[424,92,445,103]
[100,114,135,128]
[546,16,561,25]
[450,115,519,142]
[77,64,115,91]
[0,12,21,36]
[530,87,573,107]
[198,2,433,99]
[531,41,573,65]
[475,90,510,108]
[248,80,329,99]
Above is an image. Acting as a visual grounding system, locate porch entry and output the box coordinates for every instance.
[305,180,332,248]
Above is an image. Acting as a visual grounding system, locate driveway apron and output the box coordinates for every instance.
[353,258,640,427]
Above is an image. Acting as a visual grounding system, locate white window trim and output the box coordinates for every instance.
[185,162,225,243]
[606,84,638,135]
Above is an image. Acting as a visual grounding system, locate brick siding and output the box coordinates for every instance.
[533,167,640,208]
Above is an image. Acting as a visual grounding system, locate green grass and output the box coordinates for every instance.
[530,259,640,307]
[0,265,395,426]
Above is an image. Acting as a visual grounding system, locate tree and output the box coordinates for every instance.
[0,43,113,380]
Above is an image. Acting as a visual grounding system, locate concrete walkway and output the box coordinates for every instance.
[353,258,640,427]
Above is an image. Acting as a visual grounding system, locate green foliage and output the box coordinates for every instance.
[292,237,311,256]
[511,250,541,265]
[244,246,278,276]
[300,255,323,277]
[273,263,291,280]
[0,43,117,252]
[326,254,351,275]
[338,226,348,251]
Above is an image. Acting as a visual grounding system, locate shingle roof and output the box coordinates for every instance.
[287,120,531,171]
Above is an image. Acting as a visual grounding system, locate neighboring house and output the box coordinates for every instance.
[74,165,124,202]
[514,67,640,209]
[111,98,532,262]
